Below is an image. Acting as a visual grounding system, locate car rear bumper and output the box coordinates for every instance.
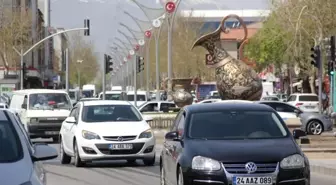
[28,123,62,138]
[77,136,156,161]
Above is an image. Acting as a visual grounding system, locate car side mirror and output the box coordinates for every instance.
[65,116,76,124]
[165,131,179,141]
[292,129,306,139]
[143,115,153,122]
[32,144,58,162]
[21,103,27,109]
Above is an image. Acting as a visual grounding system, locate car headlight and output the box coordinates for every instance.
[82,130,100,140]
[29,118,38,124]
[280,154,305,169]
[139,129,153,139]
[20,182,32,185]
[192,156,221,171]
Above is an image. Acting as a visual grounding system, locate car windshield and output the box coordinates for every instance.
[298,95,318,101]
[0,120,23,163]
[82,104,142,122]
[127,95,146,101]
[101,93,121,100]
[262,96,279,101]
[82,90,93,98]
[68,91,76,99]
[29,93,72,110]
[188,111,287,140]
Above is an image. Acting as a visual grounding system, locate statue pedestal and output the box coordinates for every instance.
[172,85,193,108]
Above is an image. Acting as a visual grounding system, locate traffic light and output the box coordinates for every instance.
[104,54,113,74]
[310,46,321,69]
[326,36,335,75]
[136,55,144,73]
[84,19,90,36]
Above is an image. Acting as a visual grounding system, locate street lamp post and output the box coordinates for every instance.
[77,60,83,94]
[162,0,181,100]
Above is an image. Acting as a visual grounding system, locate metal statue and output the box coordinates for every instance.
[191,14,263,100]
[172,85,193,107]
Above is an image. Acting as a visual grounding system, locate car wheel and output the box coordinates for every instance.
[160,165,167,185]
[307,120,323,135]
[74,141,85,167]
[143,155,155,166]
[127,159,136,164]
[60,137,71,164]
[177,166,184,185]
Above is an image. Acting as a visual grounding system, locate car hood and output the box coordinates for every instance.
[0,160,32,185]
[80,121,150,136]
[186,138,299,163]
[27,109,70,118]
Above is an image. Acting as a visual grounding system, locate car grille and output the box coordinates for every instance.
[103,135,137,141]
[95,143,144,155]
[223,162,278,174]
[38,117,66,124]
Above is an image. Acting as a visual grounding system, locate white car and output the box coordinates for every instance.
[286,93,319,112]
[59,100,156,167]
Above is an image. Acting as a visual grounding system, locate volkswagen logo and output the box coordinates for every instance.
[117,137,123,141]
[245,162,257,173]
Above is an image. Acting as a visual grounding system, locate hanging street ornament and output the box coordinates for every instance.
[119,63,122,67]
[152,19,162,28]
[123,57,127,62]
[127,54,131,59]
[134,44,140,51]
[129,50,135,55]
[145,30,152,38]
[165,1,176,13]
[138,39,145,46]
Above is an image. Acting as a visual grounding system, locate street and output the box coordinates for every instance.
[42,143,335,185]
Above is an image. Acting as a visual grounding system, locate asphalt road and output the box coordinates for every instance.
[40,142,336,185]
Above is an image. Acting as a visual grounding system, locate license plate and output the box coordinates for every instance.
[305,106,315,109]
[109,144,133,150]
[233,177,272,185]
[45,131,59,135]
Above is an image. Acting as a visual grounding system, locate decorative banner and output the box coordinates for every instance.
[134,44,140,51]
[205,54,215,65]
[127,54,131,59]
[138,39,145,46]
[123,57,127,62]
[152,19,162,28]
[145,30,152,38]
[129,50,135,55]
[165,1,176,13]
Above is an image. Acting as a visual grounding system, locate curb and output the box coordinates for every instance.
[310,165,336,176]
[302,148,336,153]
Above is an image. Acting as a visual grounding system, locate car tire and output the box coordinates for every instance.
[60,137,71,164]
[143,155,155,166]
[177,166,184,185]
[160,164,167,185]
[307,120,323,135]
[74,141,85,167]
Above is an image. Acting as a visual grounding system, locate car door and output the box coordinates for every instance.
[272,102,301,126]
[69,104,81,147]
[171,112,185,179]
[160,103,175,113]
[164,110,183,183]
[62,106,78,151]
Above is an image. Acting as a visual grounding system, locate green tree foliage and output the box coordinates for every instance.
[68,33,99,86]
[145,15,216,88]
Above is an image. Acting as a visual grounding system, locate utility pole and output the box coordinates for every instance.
[65,49,69,93]
[44,0,50,77]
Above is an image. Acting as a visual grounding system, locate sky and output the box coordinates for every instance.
[50,0,272,65]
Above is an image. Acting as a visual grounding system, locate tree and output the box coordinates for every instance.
[68,33,99,87]
[146,14,216,88]
[0,8,32,68]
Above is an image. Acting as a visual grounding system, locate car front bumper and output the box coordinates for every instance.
[77,136,156,161]
[28,123,62,138]
[183,163,310,185]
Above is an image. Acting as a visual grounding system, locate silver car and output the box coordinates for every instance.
[257,101,333,135]
[0,109,58,185]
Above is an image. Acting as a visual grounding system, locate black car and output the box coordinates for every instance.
[160,103,309,185]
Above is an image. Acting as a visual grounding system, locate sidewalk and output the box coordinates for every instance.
[310,159,336,176]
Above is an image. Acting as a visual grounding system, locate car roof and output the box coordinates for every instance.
[13,89,67,95]
[184,102,274,113]
[82,100,131,106]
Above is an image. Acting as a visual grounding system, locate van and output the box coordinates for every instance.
[9,89,72,142]
[127,90,148,107]
[98,91,125,100]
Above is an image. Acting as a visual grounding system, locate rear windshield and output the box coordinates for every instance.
[100,93,121,100]
[0,120,23,163]
[188,111,287,140]
[298,95,318,101]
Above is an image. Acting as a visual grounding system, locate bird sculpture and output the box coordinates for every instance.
[191,14,263,100]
